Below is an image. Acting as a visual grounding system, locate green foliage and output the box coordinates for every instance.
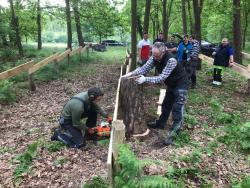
[173,131,196,148]
[0,146,14,154]
[203,140,219,156]
[83,176,109,188]
[179,150,202,165]
[218,122,250,152]
[231,176,250,188]
[0,80,16,104]
[45,141,65,152]
[54,156,69,166]
[0,47,17,61]
[184,113,198,129]
[114,144,176,188]
[14,142,38,180]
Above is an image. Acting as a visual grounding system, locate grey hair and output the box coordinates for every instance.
[152,42,166,54]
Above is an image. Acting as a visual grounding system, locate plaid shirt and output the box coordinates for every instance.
[131,56,177,84]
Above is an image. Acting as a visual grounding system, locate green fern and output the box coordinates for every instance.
[114,144,178,188]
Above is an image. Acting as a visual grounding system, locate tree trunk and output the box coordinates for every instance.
[143,0,151,34]
[233,0,242,64]
[162,0,167,40]
[9,0,23,56]
[193,0,201,42]
[73,1,84,47]
[120,78,146,137]
[181,0,187,34]
[37,0,42,50]
[131,0,137,71]
[151,17,156,39]
[187,0,193,35]
[65,0,72,49]
[242,6,249,49]
[137,17,143,39]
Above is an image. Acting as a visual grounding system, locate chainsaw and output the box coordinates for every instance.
[87,119,112,139]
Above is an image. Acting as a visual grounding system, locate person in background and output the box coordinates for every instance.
[212,38,234,86]
[153,32,165,44]
[51,87,112,148]
[137,32,151,66]
[121,42,188,146]
[165,35,179,59]
[188,35,200,88]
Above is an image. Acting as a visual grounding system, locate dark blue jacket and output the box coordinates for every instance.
[177,42,192,62]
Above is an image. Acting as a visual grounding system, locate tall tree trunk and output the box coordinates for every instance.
[73,1,84,47]
[65,0,72,49]
[162,0,167,40]
[143,0,151,34]
[193,0,202,42]
[37,0,42,50]
[233,0,242,64]
[155,5,160,34]
[181,0,187,34]
[9,0,23,56]
[131,0,137,71]
[187,0,193,35]
[137,17,143,39]
[151,17,156,39]
[242,7,249,49]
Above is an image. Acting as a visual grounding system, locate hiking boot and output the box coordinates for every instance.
[164,136,173,146]
[147,121,165,129]
[51,128,61,141]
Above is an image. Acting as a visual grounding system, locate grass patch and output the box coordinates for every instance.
[54,156,69,166]
[14,142,38,181]
[45,141,65,153]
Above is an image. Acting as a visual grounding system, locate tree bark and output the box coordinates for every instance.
[242,4,249,50]
[143,0,151,34]
[193,0,202,42]
[162,0,167,40]
[137,17,143,39]
[9,0,23,56]
[233,0,242,64]
[65,0,72,49]
[187,0,193,35]
[73,1,84,47]
[181,0,187,34]
[37,0,42,50]
[131,0,137,71]
[120,78,146,137]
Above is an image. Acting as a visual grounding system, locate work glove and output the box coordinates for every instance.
[107,116,113,124]
[121,72,133,79]
[135,75,146,85]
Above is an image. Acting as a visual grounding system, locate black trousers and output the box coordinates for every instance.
[213,68,222,82]
[156,86,188,134]
[183,60,197,86]
[56,110,97,148]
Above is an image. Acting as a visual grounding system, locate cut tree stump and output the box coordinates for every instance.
[119,78,146,137]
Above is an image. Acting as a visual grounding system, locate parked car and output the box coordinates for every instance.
[201,40,218,57]
[101,40,125,46]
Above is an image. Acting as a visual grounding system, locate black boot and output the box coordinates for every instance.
[51,128,61,141]
[147,120,165,129]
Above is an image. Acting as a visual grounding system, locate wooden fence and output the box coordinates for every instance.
[0,45,90,91]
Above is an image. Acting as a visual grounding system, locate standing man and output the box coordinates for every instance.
[177,34,192,64]
[51,87,112,148]
[188,35,200,88]
[137,32,151,66]
[212,38,234,85]
[153,32,165,44]
[165,34,178,59]
[122,42,188,145]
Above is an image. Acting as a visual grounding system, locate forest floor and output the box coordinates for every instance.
[0,47,249,188]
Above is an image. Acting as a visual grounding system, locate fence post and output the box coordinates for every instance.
[28,73,36,91]
[53,52,59,75]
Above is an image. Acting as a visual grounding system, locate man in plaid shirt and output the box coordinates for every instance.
[122,42,188,145]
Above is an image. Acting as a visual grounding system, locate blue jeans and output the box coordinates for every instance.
[156,86,188,133]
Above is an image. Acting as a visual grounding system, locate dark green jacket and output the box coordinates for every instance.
[61,92,108,129]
